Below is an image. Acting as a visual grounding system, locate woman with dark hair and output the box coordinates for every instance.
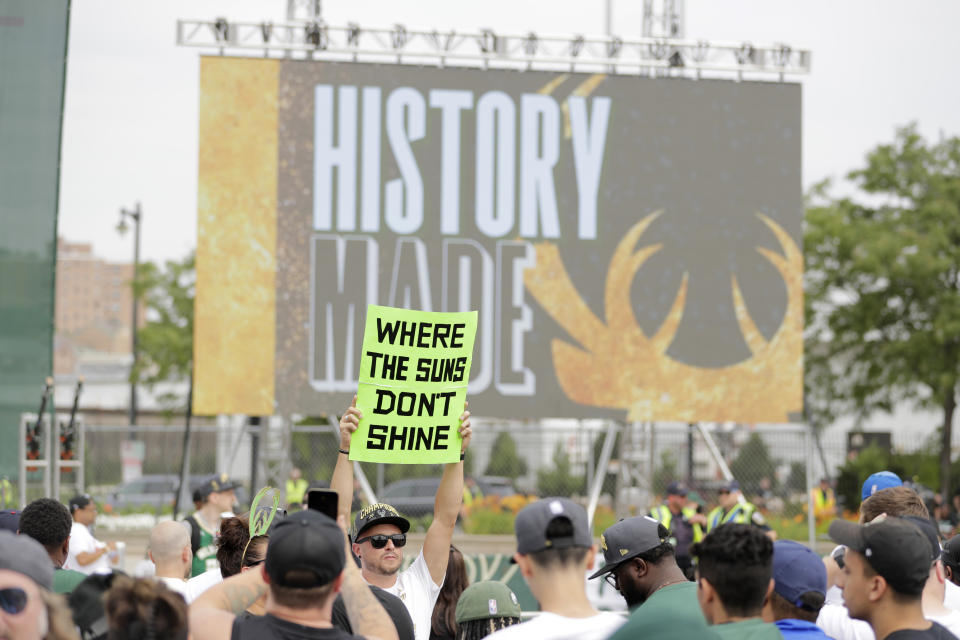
[430,545,468,640]
[215,514,269,616]
[104,576,188,640]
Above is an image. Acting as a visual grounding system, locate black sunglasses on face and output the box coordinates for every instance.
[356,533,407,549]
[0,587,28,615]
[604,571,620,590]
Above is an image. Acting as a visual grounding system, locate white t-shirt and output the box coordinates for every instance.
[375,551,442,640]
[185,568,223,604]
[945,580,960,612]
[486,611,625,640]
[64,522,111,575]
[817,602,875,640]
[927,610,960,637]
[817,599,960,640]
[157,577,190,600]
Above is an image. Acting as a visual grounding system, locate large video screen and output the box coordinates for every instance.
[195,57,802,422]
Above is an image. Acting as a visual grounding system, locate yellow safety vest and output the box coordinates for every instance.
[0,477,13,509]
[650,504,704,543]
[814,488,835,511]
[707,501,764,531]
[286,478,308,506]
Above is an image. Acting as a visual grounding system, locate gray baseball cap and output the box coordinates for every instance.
[589,515,670,579]
[513,497,592,558]
[0,530,53,589]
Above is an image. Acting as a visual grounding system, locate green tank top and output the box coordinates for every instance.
[191,522,219,577]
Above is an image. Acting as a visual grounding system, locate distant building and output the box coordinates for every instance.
[55,238,138,334]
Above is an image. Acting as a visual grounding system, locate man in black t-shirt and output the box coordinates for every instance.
[189,509,399,640]
[830,516,955,639]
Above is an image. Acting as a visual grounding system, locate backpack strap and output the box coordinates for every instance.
[184,515,201,555]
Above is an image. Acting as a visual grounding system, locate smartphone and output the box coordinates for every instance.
[307,489,339,520]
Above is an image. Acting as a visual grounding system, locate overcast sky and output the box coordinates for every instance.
[57,0,960,264]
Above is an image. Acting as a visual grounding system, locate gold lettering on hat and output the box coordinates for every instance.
[620,548,629,556]
[359,503,399,519]
[600,534,608,551]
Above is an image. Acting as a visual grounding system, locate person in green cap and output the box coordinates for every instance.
[455,581,522,640]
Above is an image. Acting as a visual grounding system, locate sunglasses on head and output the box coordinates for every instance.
[0,587,27,615]
[356,533,407,549]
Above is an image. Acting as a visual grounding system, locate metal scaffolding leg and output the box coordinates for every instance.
[587,420,619,529]
[261,415,292,502]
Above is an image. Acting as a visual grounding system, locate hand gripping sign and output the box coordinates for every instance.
[350,305,478,464]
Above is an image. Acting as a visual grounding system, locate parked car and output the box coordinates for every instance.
[378,478,442,518]
[377,475,521,519]
[476,476,517,498]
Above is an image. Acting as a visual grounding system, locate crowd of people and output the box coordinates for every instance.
[3,401,960,640]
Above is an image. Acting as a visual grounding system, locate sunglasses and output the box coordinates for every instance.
[832,546,846,569]
[604,571,620,591]
[356,534,407,549]
[0,587,27,615]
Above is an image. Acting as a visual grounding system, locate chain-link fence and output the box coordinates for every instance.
[70,415,936,545]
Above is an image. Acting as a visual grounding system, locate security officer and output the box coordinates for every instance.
[650,481,706,577]
[812,477,836,525]
[0,476,13,509]
[706,480,776,539]
[285,467,308,510]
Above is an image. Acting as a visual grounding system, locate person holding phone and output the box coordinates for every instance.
[332,396,472,640]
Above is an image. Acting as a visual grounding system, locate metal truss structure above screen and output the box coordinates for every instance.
[176,19,810,80]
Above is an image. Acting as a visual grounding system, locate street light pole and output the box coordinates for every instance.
[118,202,142,438]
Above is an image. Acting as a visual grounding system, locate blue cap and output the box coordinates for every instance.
[721,480,740,492]
[861,471,902,502]
[773,540,826,607]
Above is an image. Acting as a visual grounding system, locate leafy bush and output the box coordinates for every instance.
[537,443,586,497]
[485,432,528,479]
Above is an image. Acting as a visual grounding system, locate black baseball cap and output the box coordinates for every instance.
[589,516,669,579]
[902,516,941,563]
[513,497,592,558]
[829,516,931,596]
[196,473,241,500]
[265,509,345,588]
[943,533,960,570]
[0,509,19,533]
[353,503,410,538]
[69,493,94,513]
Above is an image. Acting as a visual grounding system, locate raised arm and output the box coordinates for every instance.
[332,395,361,523]
[423,405,472,585]
[188,562,267,640]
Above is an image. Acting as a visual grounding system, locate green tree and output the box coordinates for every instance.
[131,254,195,517]
[805,125,960,498]
[132,254,195,407]
[729,433,778,496]
[652,450,678,497]
[485,431,528,479]
[785,461,806,495]
[537,442,586,497]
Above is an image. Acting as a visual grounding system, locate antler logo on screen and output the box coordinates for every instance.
[524,211,802,423]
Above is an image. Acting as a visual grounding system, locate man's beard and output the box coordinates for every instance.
[366,554,403,576]
[620,584,647,609]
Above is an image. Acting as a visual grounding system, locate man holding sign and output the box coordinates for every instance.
[332,305,476,640]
